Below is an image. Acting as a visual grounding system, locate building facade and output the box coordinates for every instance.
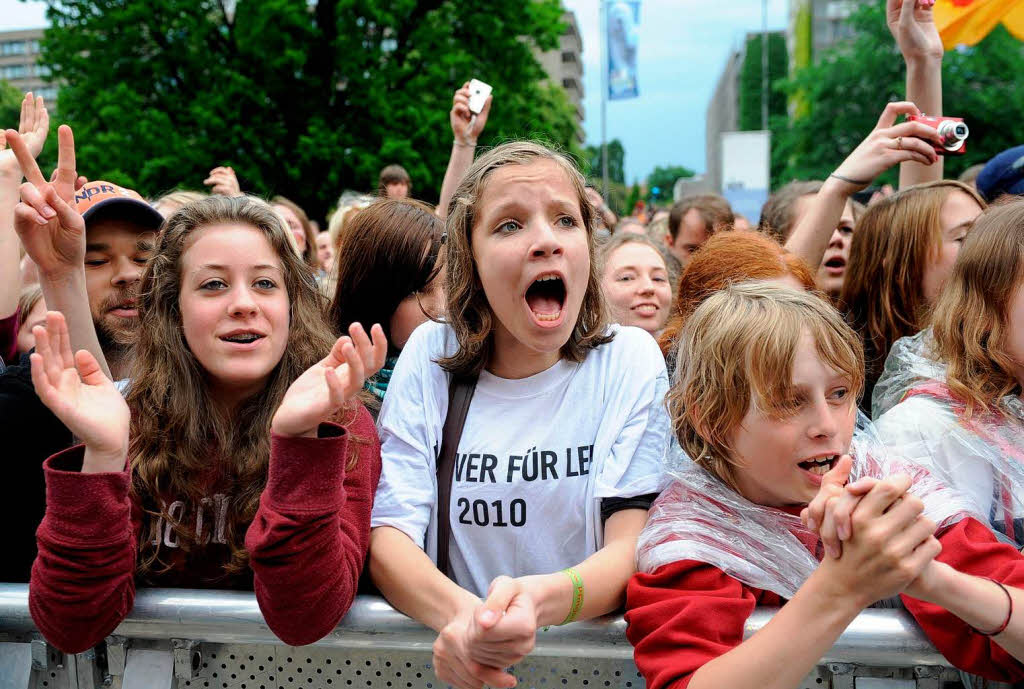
[704,44,745,195]
[0,29,55,103]
[534,11,585,144]
[788,0,856,72]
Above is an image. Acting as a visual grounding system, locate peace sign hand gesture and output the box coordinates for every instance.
[271,323,388,438]
[0,92,49,180]
[30,311,130,473]
[7,124,85,279]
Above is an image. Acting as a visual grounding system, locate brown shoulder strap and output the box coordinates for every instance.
[436,374,478,579]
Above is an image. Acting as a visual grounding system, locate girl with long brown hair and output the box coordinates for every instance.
[26,196,387,653]
[329,198,445,414]
[840,180,984,414]
[369,141,669,689]
[874,198,1024,545]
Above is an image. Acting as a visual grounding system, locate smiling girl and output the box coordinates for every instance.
[626,283,1024,689]
[369,141,670,689]
[599,233,673,336]
[27,196,386,653]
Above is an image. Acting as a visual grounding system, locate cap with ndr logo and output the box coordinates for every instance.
[74,181,164,232]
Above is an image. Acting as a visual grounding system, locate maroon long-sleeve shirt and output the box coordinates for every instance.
[29,407,381,652]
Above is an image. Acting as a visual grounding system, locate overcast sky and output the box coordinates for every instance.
[1,0,789,182]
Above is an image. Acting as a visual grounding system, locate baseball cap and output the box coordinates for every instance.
[74,181,164,231]
[976,145,1024,202]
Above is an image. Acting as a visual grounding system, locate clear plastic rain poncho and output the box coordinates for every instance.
[636,413,982,600]
[872,331,1024,547]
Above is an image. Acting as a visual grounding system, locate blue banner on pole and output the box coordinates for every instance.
[608,0,640,100]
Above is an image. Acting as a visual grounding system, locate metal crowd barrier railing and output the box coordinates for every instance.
[0,584,977,689]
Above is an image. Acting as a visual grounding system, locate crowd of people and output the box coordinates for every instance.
[3,1,1024,687]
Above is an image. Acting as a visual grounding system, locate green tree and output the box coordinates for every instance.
[772,4,1024,188]
[624,181,642,216]
[583,138,625,185]
[0,81,22,129]
[738,32,787,132]
[37,0,580,221]
[645,164,694,203]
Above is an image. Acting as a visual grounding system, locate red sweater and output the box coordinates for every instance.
[29,407,381,653]
[625,518,1024,689]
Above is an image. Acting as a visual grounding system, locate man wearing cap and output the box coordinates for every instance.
[0,125,162,582]
[976,145,1024,203]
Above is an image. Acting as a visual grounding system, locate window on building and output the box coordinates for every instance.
[0,64,29,79]
[561,51,576,63]
[35,64,51,78]
[1,41,27,56]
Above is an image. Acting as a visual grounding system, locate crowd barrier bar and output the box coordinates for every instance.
[0,584,966,689]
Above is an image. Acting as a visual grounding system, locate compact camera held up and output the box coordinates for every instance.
[907,114,969,155]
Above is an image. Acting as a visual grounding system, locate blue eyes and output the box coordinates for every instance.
[200,279,277,290]
[495,216,578,234]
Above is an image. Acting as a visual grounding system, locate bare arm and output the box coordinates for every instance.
[437,82,491,220]
[0,94,49,319]
[785,102,940,271]
[889,0,945,188]
[515,508,648,625]
[7,125,111,378]
[369,525,480,632]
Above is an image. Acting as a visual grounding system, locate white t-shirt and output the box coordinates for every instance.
[371,321,670,596]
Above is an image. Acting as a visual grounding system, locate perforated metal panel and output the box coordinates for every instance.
[174,644,645,689]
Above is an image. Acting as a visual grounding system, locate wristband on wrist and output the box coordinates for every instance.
[559,567,584,625]
[454,139,477,149]
[971,578,1013,637]
[829,172,871,187]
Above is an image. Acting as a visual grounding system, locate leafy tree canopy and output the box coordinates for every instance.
[772,3,1024,189]
[37,0,580,221]
[645,164,694,204]
[583,138,625,185]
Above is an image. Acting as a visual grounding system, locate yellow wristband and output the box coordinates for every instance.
[559,568,584,625]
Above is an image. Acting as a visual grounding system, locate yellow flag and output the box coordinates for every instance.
[934,0,1024,49]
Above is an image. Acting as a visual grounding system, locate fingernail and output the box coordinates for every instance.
[838,524,850,540]
[807,517,817,532]
[827,545,840,559]
[41,205,55,218]
[480,609,497,625]
[36,214,48,224]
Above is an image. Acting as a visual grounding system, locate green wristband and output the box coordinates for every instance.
[559,567,584,625]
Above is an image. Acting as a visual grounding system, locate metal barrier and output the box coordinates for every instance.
[0,584,981,689]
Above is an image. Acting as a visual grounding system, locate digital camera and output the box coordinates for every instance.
[907,114,969,156]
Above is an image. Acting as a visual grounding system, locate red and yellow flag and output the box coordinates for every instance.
[934,0,1024,49]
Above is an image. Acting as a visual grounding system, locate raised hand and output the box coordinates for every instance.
[203,166,242,197]
[271,323,387,438]
[29,311,129,473]
[887,0,943,62]
[7,124,85,279]
[829,101,942,192]
[0,92,49,179]
[451,82,492,146]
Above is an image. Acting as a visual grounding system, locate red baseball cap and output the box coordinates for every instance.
[74,181,164,231]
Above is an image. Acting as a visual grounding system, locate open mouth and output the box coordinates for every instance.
[798,454,838,476]
[219,331,266,345]
[823,256,846,275]
[525,274,566,324]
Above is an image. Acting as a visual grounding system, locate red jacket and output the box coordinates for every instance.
[29,407,381,652]
[625,518,1024,689]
